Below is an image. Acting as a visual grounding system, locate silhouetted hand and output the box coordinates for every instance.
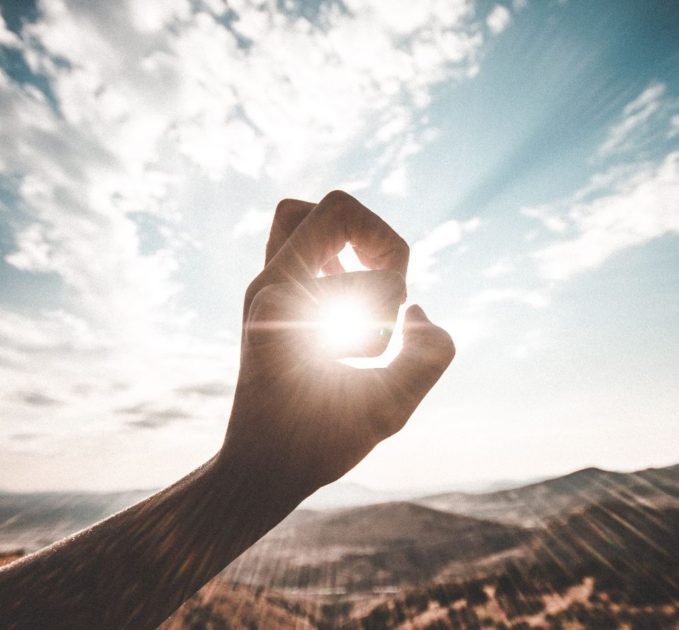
[0,190,454,629]
[222,190,455,504]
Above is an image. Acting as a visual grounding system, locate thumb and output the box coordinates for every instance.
[378,305,455,430]
[398,304,455,373]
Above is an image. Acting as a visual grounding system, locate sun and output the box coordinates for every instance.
[316,296,372,354]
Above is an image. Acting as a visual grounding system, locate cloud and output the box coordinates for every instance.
[380,166,409,196]
[0,0,502,485]
[410,217,481,287]
[670,114,679,139]
[486,5,512,35]
[0,307,238,448]
[9,433,40,442]
[14,391,63,407]
[520,205,568,233]
[174,381,233,398]
[597,82,666,157]
[1,0,490,338]
[524,83,679,282]
[232,209,273,238]
[125,407,191,430]
[0,12,22,48]
[534,151,679,280]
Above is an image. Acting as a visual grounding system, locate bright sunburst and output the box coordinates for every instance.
[317,297,372,354]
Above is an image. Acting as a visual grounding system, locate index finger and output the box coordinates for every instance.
[266,190,409,284]
[265,198,316,266]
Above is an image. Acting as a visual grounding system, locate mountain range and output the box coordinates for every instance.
[1,463,677,628]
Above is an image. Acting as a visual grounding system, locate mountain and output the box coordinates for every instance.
[415,463,679,527]
[224,501,531,590]
[0,489,153,552]
[166,499,679,629]
[1,464,677,628]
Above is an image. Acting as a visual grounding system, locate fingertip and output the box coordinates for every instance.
[405,304,428,322]
[401,305,455,367]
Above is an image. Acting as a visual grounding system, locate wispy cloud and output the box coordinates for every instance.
[174,381,233,398]
[0,0,496,473]
[409,217,481,288]
[486,4,512,35]
[14,391,63,407]
[534,151,679,280]
[124,406,191,430]
[526,83,679,281]
[597,82,666,157]
[232,209,273,238]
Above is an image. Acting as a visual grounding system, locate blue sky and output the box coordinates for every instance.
[0,0,677,491]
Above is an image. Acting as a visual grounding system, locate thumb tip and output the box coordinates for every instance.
[405,304,429,322]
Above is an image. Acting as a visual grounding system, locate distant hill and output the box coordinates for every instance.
[224,501,531,589]
[274,501,524,549]
[2,464,677,628]
[0,489,153,552]
[166,499,679,629]
[415,463,679,526]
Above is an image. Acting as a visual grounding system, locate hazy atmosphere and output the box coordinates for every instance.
[1,0,678,493]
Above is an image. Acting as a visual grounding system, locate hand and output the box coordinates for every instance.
[221,190,455,505]
[0,191,454,629]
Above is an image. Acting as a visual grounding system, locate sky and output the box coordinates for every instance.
[0,0,677,493]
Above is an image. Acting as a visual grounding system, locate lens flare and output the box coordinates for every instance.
[317,297,372,353]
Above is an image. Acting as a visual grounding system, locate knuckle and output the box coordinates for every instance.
[433,326,456,365]
[322,189,353,206]
[319,190,359,230]
[381,269,407,296]
[244,277,263,305]
[248,284,280,320]
[274,198,297,218]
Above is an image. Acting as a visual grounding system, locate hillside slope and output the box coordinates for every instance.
[415,463,679,526]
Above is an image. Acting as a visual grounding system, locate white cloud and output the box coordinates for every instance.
[380,166,408,196]
[410,217,481,287]
[535,151,679,280]
[232,209,273,238]
[527,83,679,282]
[597,82,666,156]
[669,114,679,139]
[0,306,238,457]
[0,0,498,485]
[520,205,568,233]
[0,0,489,335]
[128,0,191,33]
[486,4,512,35]
[0,13,22,48]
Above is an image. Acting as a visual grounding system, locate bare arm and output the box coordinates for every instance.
[0,191,454,629]
[0,449,302,629]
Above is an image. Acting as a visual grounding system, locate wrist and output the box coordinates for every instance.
[214,433,309,531]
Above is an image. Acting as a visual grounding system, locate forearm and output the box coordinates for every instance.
[0,446,301,629]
